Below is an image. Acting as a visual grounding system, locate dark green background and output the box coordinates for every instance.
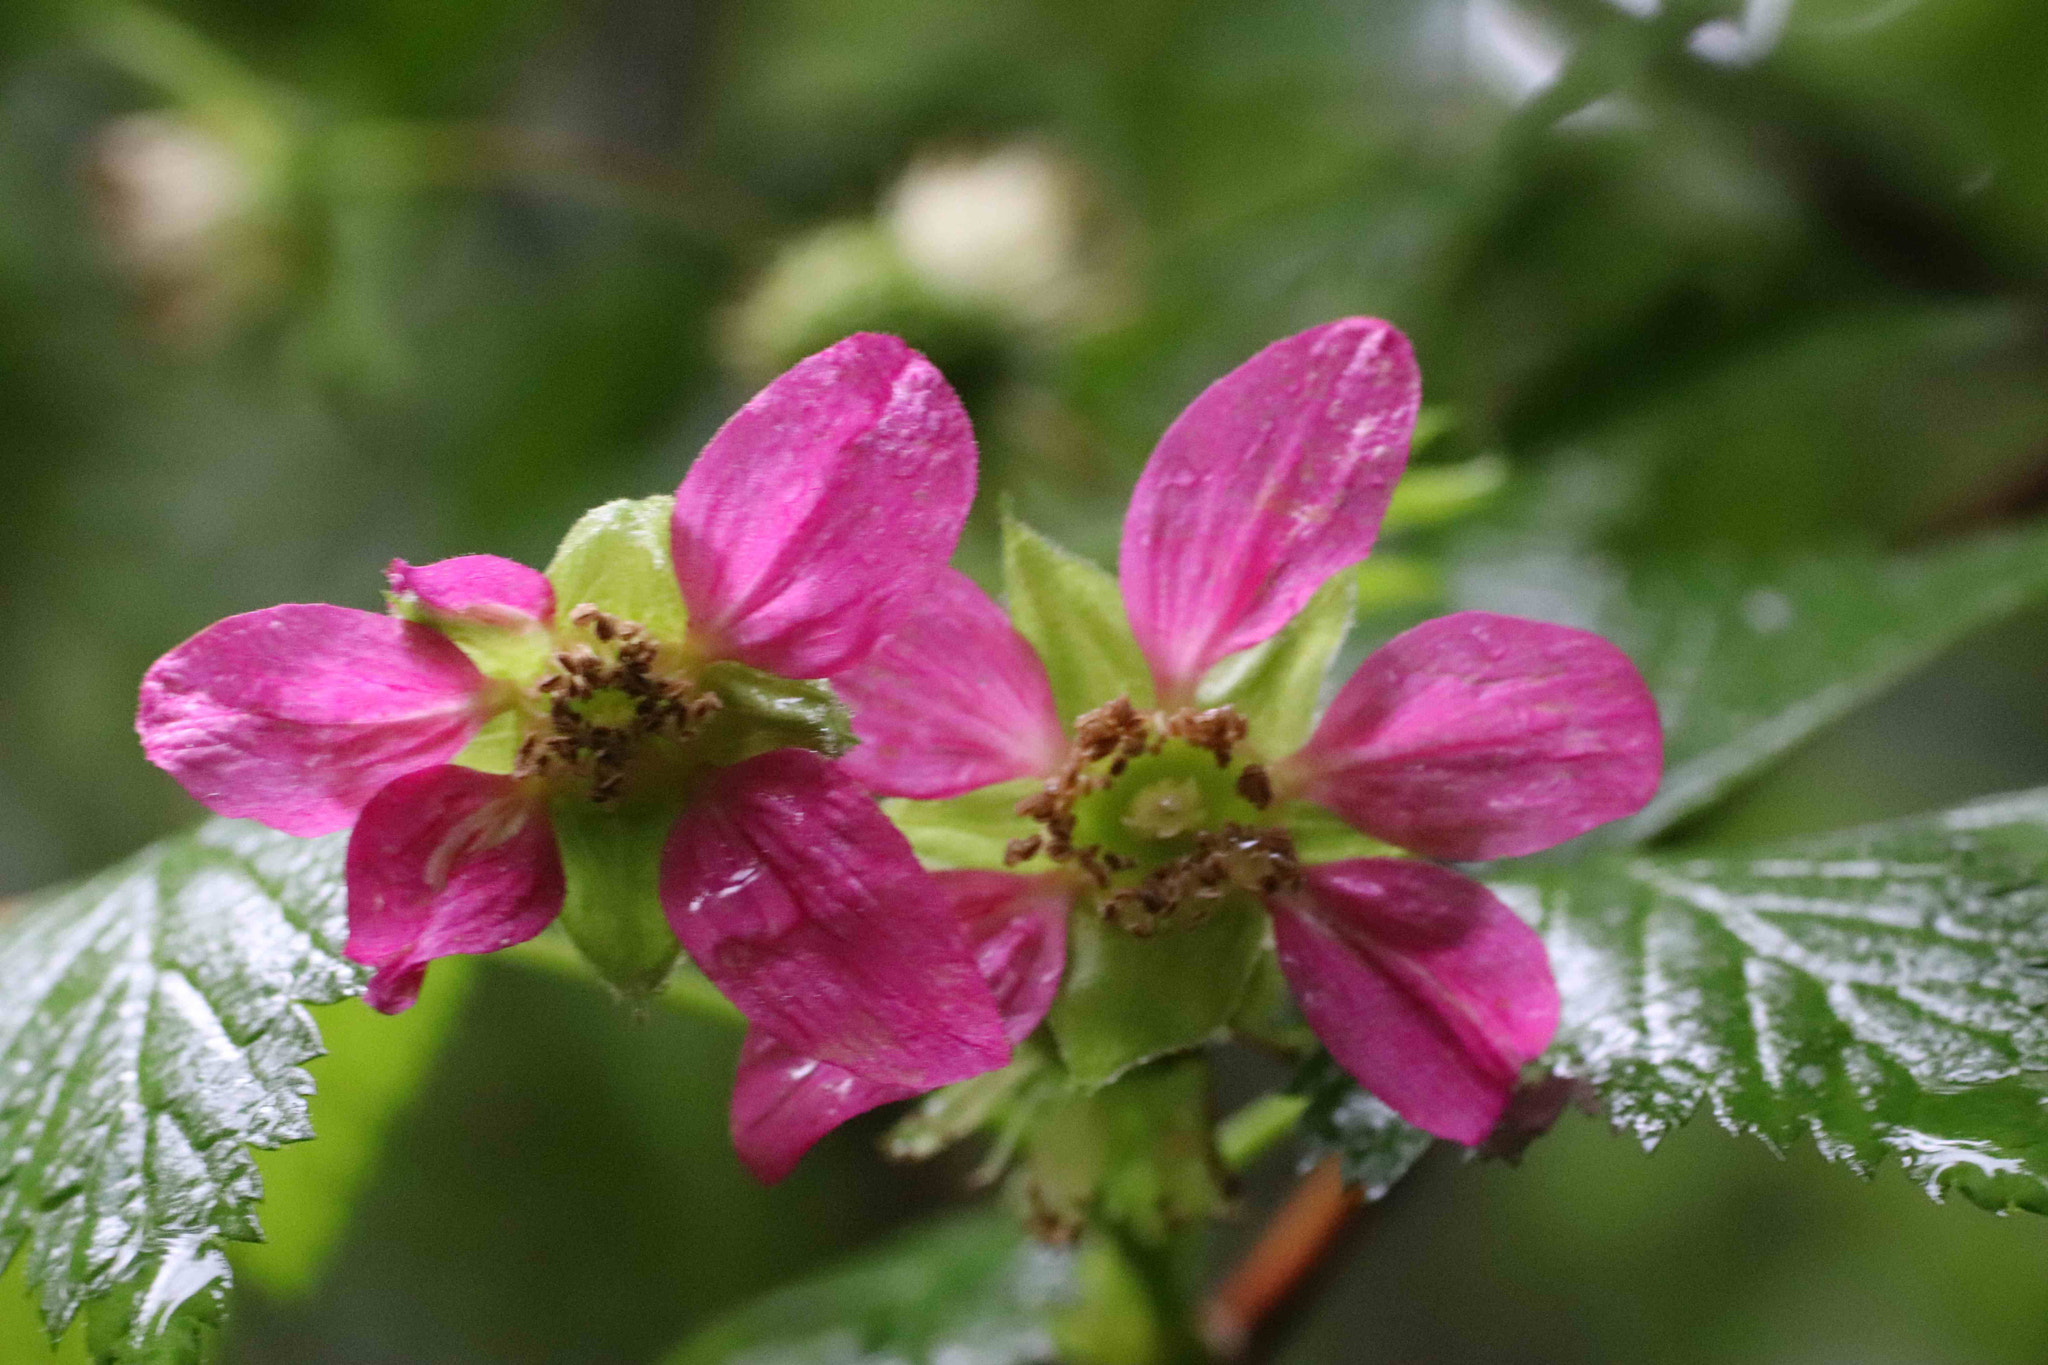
[5,0,2048,1359]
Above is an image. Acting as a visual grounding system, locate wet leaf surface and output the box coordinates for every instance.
[1514,788,2048,1212]
[0,820,362,1362]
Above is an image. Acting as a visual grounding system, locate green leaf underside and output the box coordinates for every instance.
[1516,787,2048,1213]
[544,494,689,640]
[1049,903,1267,1089]
[1449,493,2048,845]
[1002,513,1153,723]
[0,820,364,1361]
[1293,1053,1434,1200]
[1199,571,1354,760]
[662,1210,1080,1365]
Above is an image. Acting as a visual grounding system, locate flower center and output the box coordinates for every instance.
[513,604,723,804]
[1007,697,1301,935]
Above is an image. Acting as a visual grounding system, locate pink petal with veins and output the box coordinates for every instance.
[138,604,493,836]
[386,555,555,625]
[661,749,1010,1090]
[345,765,563,1014]
[729,870,1069,1182]
[1270,858,1557,1145]
[1285,611,1662,861]
[833,569,1065,797]
[1119,318,1419,702]
[671,334,977,678]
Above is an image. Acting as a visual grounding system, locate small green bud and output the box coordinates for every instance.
[549,795,685,1001]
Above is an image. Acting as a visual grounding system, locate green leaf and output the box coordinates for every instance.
[1517,788,2048,1212]
[1002,512,1153,722]
[544,495,689,640]
[231,959,476,1299]
[1292,1052,1433,1200]
[0,820,364,1363]
[662,1210,1082,1365]
[1048,902,1266,1088]
[1199,571,1354,759]
[884,779,1040,872]
[1448,476,2048,844]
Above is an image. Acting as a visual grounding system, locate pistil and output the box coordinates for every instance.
[514,604,722,803]
[1007,697,1300,934]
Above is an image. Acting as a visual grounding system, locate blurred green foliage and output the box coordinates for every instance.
[7,0,2048,1359]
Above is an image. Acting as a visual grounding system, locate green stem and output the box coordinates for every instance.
[1214,1093,1309,1174]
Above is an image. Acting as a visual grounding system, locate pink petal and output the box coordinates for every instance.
[671,334,978,678]
[728,1032,912,1183]
[1270,859,1557,1145]
[939,870,1072,1043]
[345,765,564,1013]
[386,555,555,625]
[1285,612,1662,861]
[728,870,1069,1183]
[831,570,1065,798]
[137,605,493,837]
[661,748,1010,1089]
[1119,319,1419,702]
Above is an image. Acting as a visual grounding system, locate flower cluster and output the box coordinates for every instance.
[137,319,1662,1190]
[756,318,1662,1180]
[139,334,1013,1099]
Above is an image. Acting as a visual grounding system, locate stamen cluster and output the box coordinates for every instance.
[516,604,722,802]
[1005,697,1300,934]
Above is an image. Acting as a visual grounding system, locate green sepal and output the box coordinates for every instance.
[1002,511,1152,722]
[885,1034,1055,1167]
[1279,799,1398,865]
[1199,570,1355,758]
[452,708,519,775]
[545,495,689,640]
[390,595,558,686]
[1048,899,1267,1088]
[884,778,1039,870]
[694,660,854,764]
[1018,1055,1224,1245]
[549,796,686,1000]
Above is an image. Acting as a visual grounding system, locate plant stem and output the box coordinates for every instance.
[1199,1155,1360,1360]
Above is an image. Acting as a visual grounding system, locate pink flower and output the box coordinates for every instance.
[138,335,1011,1103]
[822,318,1662,1152]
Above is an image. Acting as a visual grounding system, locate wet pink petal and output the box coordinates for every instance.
[728,1035,909,1184]
[386,555,555,625]
[1284,611,1662,861]
[671,334,978,678]
[940,870,1071,1043]
[832,570,1065,798]
[1270,858,1557,1145]
[729,870,1069,1183]
[661,749,1010,1089]
[345,765,564,1014]
[137,604,493,837]
[724,875,1073,1186]
[1119,318,1419,702]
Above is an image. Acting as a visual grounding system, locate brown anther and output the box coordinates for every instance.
[1236,764,1273,810]
[1003,835,1043,868]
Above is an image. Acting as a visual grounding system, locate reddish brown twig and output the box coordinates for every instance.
[1200,1155,1361,1358]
